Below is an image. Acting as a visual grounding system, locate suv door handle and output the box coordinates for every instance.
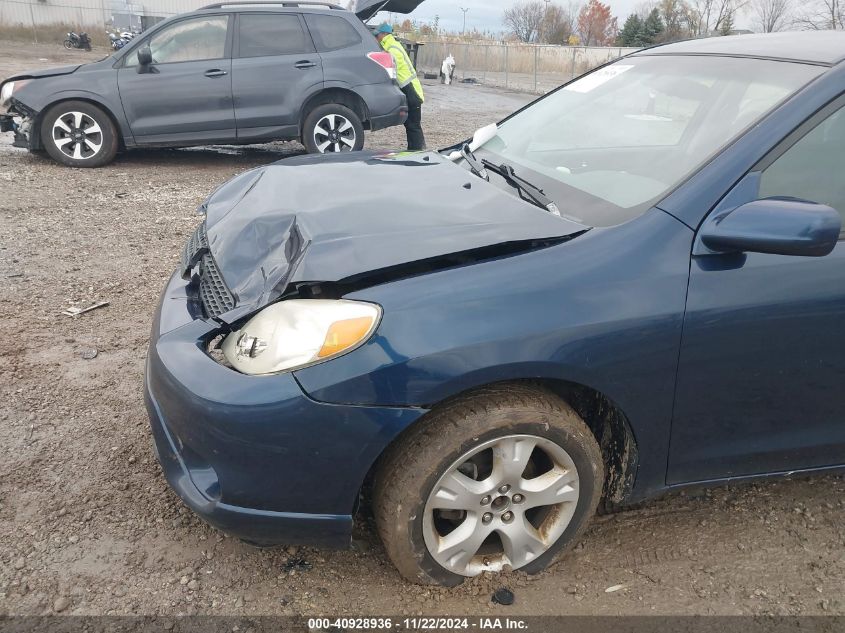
[294,60,317,69]
[204,69,228,78]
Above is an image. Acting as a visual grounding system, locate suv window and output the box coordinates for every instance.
[305,14,361,52]
[759,103,845,225]
[238,13,315,57]
[127,16,229,66]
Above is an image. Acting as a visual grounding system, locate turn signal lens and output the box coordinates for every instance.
[318,316,376,358]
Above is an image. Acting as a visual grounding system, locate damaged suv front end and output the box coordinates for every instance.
[0,80,35,149]
[0,62,89,151]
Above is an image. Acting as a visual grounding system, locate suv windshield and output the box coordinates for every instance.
[477,55,823,227]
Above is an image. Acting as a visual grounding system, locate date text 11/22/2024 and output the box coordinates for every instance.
[306,618,528,630]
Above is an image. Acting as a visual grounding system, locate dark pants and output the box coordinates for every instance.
[401,84,426,151]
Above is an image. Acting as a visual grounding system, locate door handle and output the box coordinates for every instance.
[204,69,228,78]
[294,60,317,69]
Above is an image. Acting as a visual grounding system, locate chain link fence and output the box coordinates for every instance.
[416,42,640,94]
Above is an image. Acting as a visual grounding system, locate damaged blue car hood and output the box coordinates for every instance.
[199,151,587,322]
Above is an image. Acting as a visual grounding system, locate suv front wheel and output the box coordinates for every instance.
[302,103,364,154]
[40,100,118,168]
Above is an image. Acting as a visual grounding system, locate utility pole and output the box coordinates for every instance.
[460,7,469,34]
[542,0,551,42]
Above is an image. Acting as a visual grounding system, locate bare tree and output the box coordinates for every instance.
[794,0,843,28]
[541,2,579,43]
[655,0,693,41]
[687,0,745,34]
[503,0,547,41]
[750,0,792,31]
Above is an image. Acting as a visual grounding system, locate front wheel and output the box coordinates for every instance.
[40,101,118,168]
[302,103,364,154]
[63,39,73,49]
[373,385,604,586]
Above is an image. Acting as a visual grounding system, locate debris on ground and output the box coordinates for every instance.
[605,584,627,593]
[62,301,109,317]
[492,588,515,605]
[282,556,313,573]
[81,348,98,360]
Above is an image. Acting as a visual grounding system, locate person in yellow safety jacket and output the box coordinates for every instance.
[375,23,426,151]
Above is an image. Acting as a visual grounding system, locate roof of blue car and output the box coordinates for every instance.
[636,31,845,65]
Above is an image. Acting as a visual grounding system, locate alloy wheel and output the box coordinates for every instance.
[313,113,356,153]
[51,111,103,161]
[422,434,580,576]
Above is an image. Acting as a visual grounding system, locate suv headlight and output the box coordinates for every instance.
[221,299,381,375]
[0,80,28,108]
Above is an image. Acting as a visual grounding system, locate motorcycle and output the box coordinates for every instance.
[107,31,130,50]
[63,31,91,51]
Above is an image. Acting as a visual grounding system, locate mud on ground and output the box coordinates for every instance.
[1,41,843,618]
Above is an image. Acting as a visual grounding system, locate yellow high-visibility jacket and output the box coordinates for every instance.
[379,34,424,102]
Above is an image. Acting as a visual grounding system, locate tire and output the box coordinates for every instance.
[302,103,364,154]
[373,384,604,586]
[63,39,73,49]
[40,101,118,168]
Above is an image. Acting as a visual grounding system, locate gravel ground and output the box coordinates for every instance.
[1,41,844,618]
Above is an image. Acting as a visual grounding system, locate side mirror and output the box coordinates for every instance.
[137,45,152,66]
[700,197,841,257]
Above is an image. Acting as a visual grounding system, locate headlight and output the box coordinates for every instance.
[0,80,28,108]
[0,82,15,107]
[221,299,381,375]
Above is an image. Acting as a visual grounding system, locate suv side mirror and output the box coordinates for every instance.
[700,197,841,257]
[137,45,152,66]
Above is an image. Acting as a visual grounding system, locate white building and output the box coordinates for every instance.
[0,0,210,32]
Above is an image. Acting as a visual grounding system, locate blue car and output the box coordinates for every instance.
[145,32,845,586]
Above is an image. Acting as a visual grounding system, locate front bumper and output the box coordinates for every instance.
[144,271,425,547]
[1,103,34,149]
[0,113,14,133]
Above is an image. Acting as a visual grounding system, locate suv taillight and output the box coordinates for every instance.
[367,51,397,80]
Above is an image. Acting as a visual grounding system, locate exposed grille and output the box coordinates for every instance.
[181,222,209,275]
[198,253,235,318]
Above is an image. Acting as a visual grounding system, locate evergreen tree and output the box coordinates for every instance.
[617,13,644,46]
[642,8,665,43]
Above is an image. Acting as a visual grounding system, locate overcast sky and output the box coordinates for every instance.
[373,0,753,35]
[374,0,646,35]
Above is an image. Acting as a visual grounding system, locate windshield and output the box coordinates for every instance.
[477,55,823,227]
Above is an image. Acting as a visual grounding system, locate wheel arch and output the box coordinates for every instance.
[300,86,370,132]
[358,378,639,518]
[32,95,127,151]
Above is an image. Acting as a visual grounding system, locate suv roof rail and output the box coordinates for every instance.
[199,1,343,9]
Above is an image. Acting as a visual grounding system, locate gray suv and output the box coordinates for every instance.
[0,1,408,167]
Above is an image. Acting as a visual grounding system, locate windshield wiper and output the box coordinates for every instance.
[461,143,488,180]
[480,159,561,217]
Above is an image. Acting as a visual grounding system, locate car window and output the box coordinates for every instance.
[238,13,315,57]
[759,103,845,225]
[553,74,711,149]
[304,14,361,52]
[127,16,229,66]
[478,56,822,227]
